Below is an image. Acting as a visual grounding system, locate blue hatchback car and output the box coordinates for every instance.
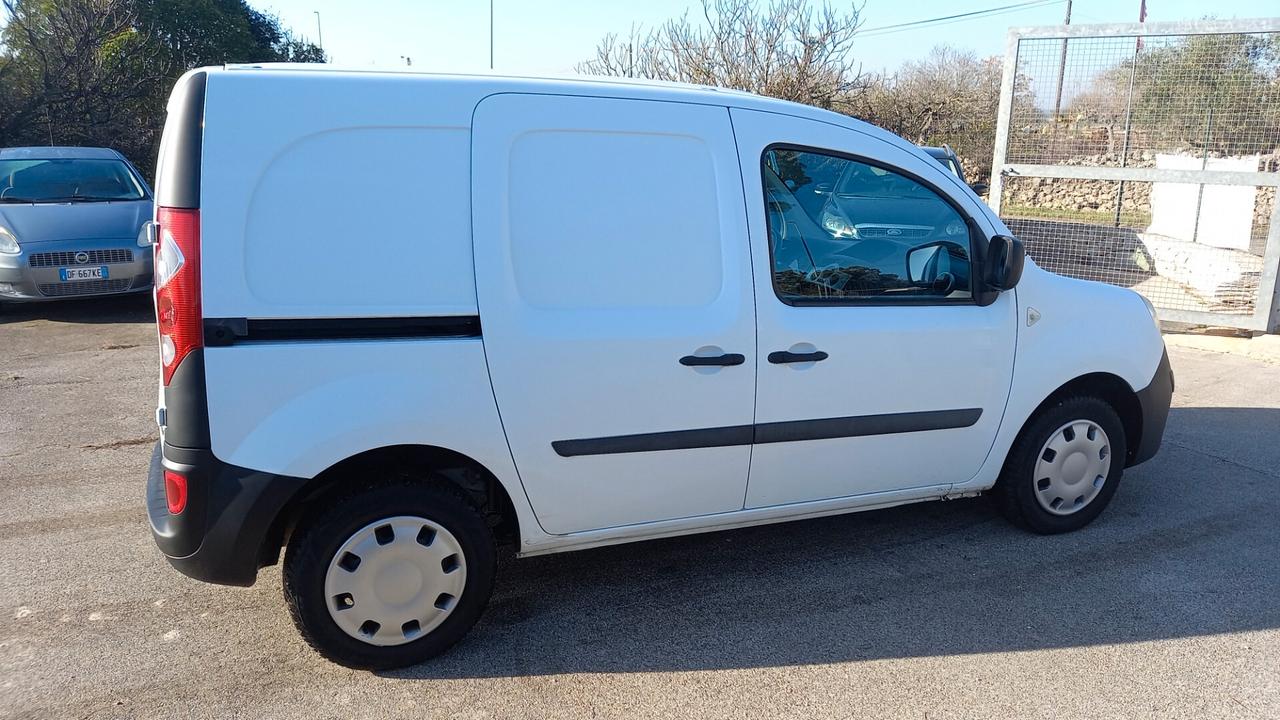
[0,147,154,303]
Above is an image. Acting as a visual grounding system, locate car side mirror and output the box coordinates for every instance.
[906,240,967,295]
[984,234,1024,291]
[906,243,944,284]
[969,181,989,195]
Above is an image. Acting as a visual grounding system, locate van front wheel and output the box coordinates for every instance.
[283,482,495,670]
[996,396,1127,534]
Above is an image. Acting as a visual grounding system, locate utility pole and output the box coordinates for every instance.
[1051,0,1073,123]
[314,11,324,55]
[489,0,494,69]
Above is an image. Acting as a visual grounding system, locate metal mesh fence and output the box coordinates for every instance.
[1007,33,1280,164]
[993,22,1280,329]
[1003,176,1269,315]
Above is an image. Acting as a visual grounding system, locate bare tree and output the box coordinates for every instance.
[577,0,866,112]
[859,46,1006,181]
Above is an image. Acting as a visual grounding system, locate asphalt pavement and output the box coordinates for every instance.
[2,295,1278,719]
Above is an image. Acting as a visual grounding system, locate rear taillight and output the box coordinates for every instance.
[154,207,202,385]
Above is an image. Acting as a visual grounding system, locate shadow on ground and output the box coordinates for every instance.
[0,292,153,325]
[385,406,1279,679]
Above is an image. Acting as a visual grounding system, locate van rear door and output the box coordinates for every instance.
[472,94,756,535]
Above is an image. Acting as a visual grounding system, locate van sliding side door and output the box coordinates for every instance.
[472,95,758,535]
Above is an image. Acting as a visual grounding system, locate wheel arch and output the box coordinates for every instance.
[259,443,521,569]
[1018,372,1143,466]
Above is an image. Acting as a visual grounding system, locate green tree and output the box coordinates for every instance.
[0,0,324,177]
[1067,33,1280,157]
[1131,33,1280,155]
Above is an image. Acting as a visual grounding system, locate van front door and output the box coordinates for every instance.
[472,94,757,535]
[730,108,1017,508]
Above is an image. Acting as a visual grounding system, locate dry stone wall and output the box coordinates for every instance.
[1002,151,1277,237]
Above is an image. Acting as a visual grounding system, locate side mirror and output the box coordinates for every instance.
[984,234,1025,291]
[906,240,966,294]
[969,181,990,195]
[906,244,944,284]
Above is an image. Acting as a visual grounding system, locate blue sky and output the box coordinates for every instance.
[261,0,1275,74]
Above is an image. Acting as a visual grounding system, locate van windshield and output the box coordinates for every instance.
[0,158,148,203]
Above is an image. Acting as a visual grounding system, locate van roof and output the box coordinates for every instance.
[221,62,758,97]
[211,63,912,153]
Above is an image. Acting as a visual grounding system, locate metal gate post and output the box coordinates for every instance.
[988,28,1021,216]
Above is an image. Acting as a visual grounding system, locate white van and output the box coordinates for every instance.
[146,66,1173,669]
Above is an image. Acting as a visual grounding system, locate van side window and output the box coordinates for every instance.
[762,148,974,303]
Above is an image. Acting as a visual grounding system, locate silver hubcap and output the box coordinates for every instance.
[324,516,466,647]
[1034,419,1111,516]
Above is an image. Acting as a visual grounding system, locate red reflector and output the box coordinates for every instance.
[164,470,188,514]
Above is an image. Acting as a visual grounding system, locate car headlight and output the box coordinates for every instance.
[820,206,857,238]
[137,220,156,248]
[0,226,19,254]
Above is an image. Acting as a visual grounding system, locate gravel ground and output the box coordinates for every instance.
[2,295,1278,719]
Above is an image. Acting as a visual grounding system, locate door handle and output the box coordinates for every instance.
[680,353,745,367]
[768,350,828,364]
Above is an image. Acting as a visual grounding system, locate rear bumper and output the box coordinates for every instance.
[1128,347,1173,467]
[147,441,307,586]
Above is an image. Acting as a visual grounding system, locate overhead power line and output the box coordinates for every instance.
[859,0,1065,38]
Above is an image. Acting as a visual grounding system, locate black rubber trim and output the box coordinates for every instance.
[754,408,982,444]
[553,425,754,457]
[551,408,982,457]
[1129,347,1173,467]
[162,349,210,449]
[155,70,206,209]
[203,316,481,346]
[148,440,308,586]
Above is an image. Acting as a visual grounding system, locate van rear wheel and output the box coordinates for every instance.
[283,482,495,670]
[996,396,1127,534]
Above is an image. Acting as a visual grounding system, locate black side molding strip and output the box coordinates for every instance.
[754,408,981,444]
[552,408,982,457]
[553,425,754,458]
[203,316,481,346]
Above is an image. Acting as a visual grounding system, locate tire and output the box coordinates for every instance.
[283,481,495,670]
[995,395,1127,534]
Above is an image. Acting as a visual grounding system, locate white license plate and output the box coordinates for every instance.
[59,266,108,281]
